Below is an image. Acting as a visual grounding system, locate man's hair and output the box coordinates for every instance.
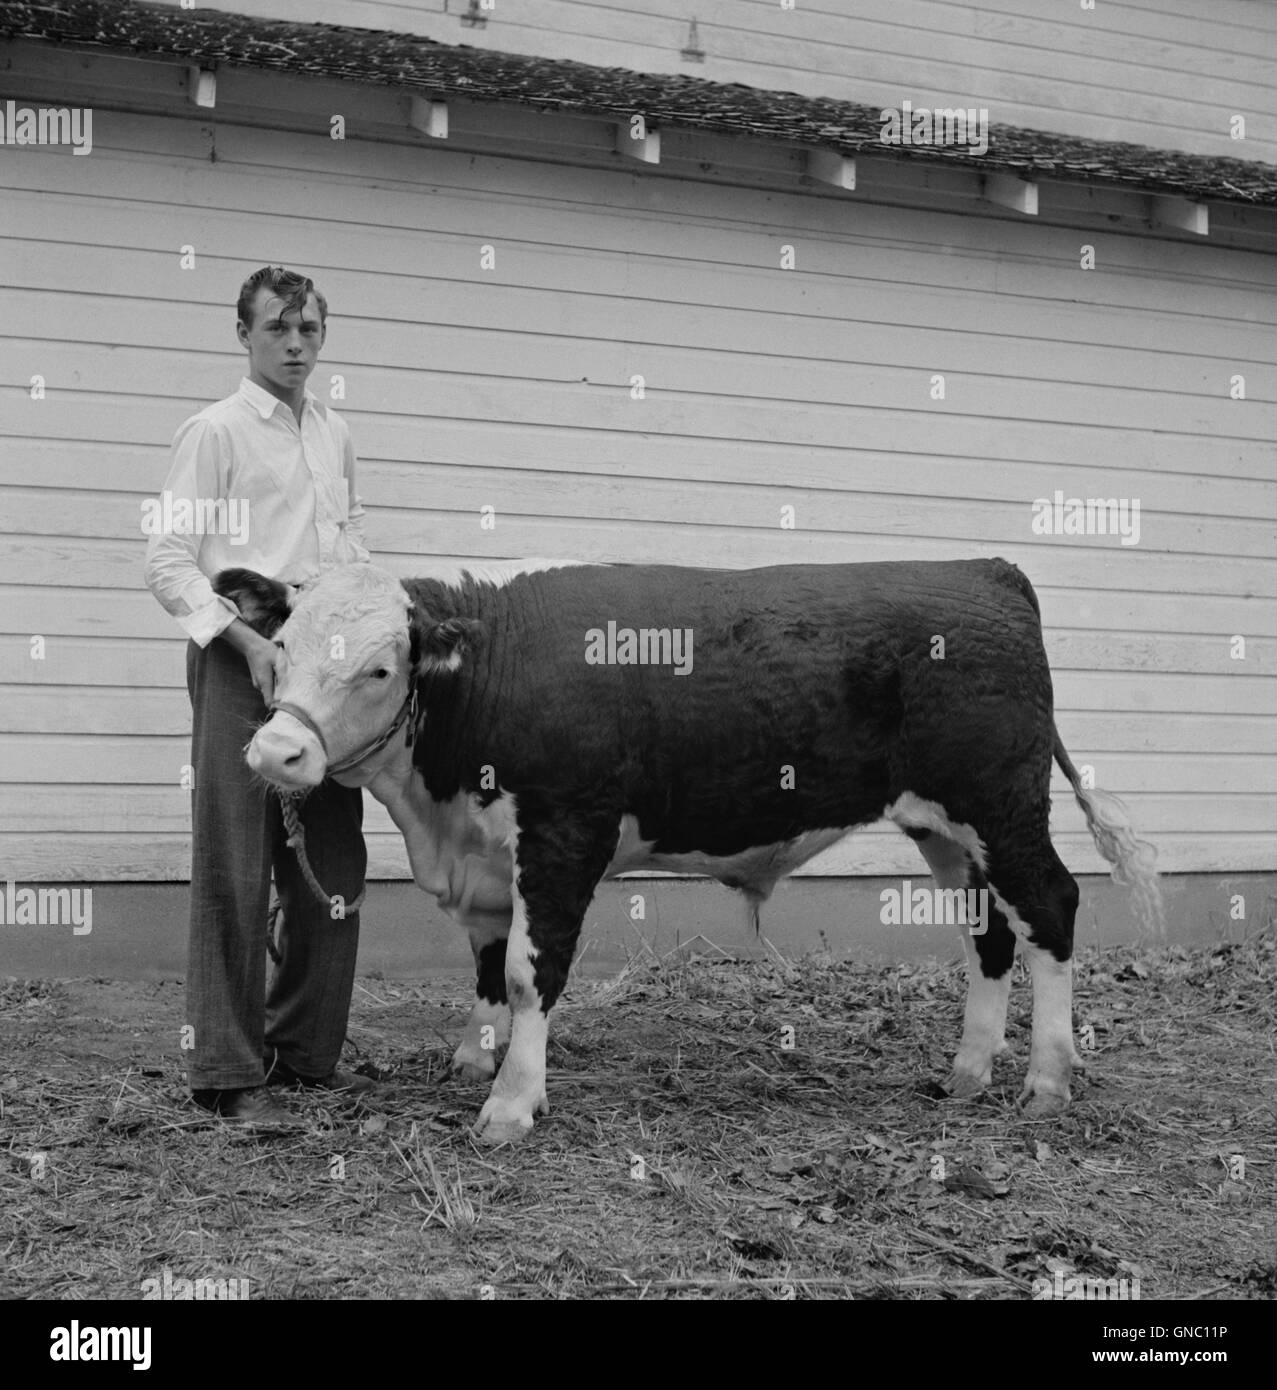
[236,266,328,328]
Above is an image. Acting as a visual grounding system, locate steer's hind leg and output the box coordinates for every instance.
[982,840,1080,1118]
[909,829,1014,1099]
[452,924,511,1082]
[473,809,615,1145]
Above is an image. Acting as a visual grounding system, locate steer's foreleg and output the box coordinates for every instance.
[452,925,511,1082]
[472,882,550,1144]
[473,812,613,1145]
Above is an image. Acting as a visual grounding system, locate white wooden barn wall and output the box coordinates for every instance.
[0,58,1273,882]
[199,0,1277,165]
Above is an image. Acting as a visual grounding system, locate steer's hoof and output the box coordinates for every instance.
[472,1093,545,1146]
[451,1051,496,1084]
[944,1068,989,1100]
[1017,1081,1070,1118]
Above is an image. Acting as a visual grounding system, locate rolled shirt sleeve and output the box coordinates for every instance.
[339,415,372,563]
[143,418,243,648]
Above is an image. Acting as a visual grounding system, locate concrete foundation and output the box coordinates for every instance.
[1,874,1268,981]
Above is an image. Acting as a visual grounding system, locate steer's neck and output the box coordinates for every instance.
[364,739,453,899]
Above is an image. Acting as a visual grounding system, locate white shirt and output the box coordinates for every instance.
[144,377,371,646]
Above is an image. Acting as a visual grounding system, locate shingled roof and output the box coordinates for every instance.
[4,0,1276,206]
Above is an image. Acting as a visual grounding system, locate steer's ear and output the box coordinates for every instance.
[410,614,482,677]
[213,568,295,638]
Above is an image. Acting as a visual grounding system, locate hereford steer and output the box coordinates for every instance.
[214,559,1161,1145]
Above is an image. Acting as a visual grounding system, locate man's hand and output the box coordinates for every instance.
[219,618,278,706]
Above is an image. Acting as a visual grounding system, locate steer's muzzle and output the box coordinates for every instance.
[247,712,327,790]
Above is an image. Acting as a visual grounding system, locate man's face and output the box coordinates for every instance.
[237,288,325,396]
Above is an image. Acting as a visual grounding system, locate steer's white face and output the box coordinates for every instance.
[247,566,415,791]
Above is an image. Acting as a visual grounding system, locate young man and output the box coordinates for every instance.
[145,266,373,1127]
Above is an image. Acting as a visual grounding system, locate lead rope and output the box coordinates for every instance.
[277,790,367,923]
[266,893,283,965]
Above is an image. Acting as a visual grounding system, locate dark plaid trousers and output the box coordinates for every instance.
[185,638,366,1090]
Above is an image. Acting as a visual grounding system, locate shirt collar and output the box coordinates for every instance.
[237,376,325,421]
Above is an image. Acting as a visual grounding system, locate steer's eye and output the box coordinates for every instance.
[371,667,390,680]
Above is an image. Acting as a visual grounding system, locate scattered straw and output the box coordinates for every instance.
[0,932,1273,1299]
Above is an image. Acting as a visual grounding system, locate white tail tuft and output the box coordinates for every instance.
[1054,733,1165,938]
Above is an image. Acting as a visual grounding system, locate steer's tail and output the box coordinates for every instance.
[1053,729,1165,938]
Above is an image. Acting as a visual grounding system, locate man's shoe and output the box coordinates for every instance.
[196,1086,302,1128]
[265,1061,375,1096]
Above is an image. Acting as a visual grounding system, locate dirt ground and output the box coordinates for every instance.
[1,933,1274,1300]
